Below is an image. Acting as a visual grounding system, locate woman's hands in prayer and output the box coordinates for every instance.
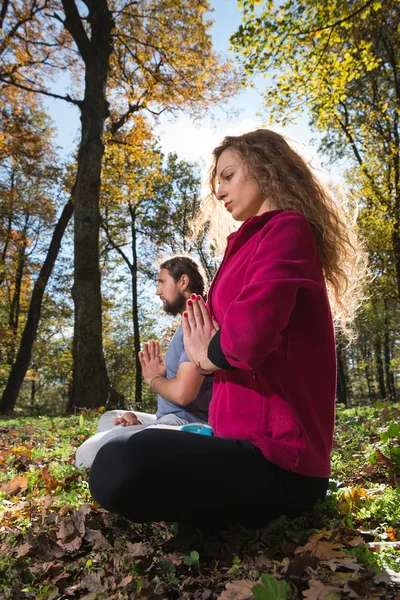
[138,339,167,386]
[112,412,144,426]
[182,294,220,374]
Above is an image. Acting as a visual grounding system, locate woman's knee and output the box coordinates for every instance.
[88,430,159,511]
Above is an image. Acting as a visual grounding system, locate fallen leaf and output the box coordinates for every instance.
[81,570,107,593]
[39,464,59,492]
[40,495,54,524]
[84,528,112,550]
[325,557,362,572]
[250,554,273,571]
[302,579,342,599]
[12,446,32,457]
[386,526,398,541]
[30,561,66,583]
[125,541,149,558]
[218,579,258,600]
[56,505,90,551]
[115,575,133,589]
[63,583,82,595]
[58,505,73,516]
[375,450,393,469]
[361,464,375,476]
[0,475,28,497]
[331,572,353,583]
[0,449,13,463]
[15,542,32,558]
[347,536,364,547]
[167,553,183,566]
[280,539,298,554]
[286,554,318,576]
[344,580,364,598]
[296,540,347,560]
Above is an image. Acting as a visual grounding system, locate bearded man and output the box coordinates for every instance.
[76,256,213,468]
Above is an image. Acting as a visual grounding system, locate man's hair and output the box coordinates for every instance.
[160,255,207,298]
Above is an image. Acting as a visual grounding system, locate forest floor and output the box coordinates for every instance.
[0,403,399,600]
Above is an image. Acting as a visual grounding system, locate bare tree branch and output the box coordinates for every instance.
[61,0,91,64]
[0,76,82,106]
[0,0,10,32]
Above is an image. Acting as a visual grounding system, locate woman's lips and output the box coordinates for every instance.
[224,201,232,211]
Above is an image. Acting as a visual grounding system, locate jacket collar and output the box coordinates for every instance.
[227,209,284,245]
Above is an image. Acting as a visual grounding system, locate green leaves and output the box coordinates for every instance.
[183,550,200,567]
[252,574,292,600]
[380,423,400,442]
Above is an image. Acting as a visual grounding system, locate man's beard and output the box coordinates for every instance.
[163,291,186,316]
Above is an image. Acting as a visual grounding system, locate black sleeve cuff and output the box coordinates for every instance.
[208,329,238,370]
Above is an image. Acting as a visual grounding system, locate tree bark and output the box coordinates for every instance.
[0,214,12,287]
[7,215,29,364]
[336,342,348,406]
[68,0,114,409]
[364,355,375,403]
[383,299,396,400]
[374,336,386,400]
[128,202,142,410]
[0,199,74,414]
[30,375,36,413]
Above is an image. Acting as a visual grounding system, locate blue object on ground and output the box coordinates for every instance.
[181,424,213,436]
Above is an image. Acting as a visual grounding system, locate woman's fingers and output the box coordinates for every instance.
[191,295,205,326]
[185,298,196,328]
[182,310,191,333]
[196,295,214,327]
[212,317,221,331]
[186,295,204,328]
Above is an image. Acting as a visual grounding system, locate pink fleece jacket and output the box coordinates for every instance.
[207,210,336,477]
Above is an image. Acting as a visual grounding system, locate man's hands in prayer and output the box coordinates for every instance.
[182,294,220,374]
[138,339,167,386]
[112,412,144,426]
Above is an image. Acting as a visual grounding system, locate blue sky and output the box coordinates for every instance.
[44,1,326,176]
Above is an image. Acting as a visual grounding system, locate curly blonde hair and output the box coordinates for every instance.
[192,129,367,340]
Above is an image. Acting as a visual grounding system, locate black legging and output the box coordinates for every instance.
[89,429,328,530]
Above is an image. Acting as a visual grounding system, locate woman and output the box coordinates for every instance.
[89,129,365,529]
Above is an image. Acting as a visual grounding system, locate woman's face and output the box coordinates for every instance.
[215,148,277,221]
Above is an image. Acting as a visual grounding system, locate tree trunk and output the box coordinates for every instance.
[364,351,375,403]
[374,336,386,400]
[69,0,114,409]
[0,214,12,287]
[129,202,142,410]
[336,342,348,406]
[7,216,29,364]
[393,224,400,303]
[383,299,396,401]
[30,376,36,413]
[0,199,74,414]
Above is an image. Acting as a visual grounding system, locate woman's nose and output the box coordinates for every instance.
[216,185,227,200]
